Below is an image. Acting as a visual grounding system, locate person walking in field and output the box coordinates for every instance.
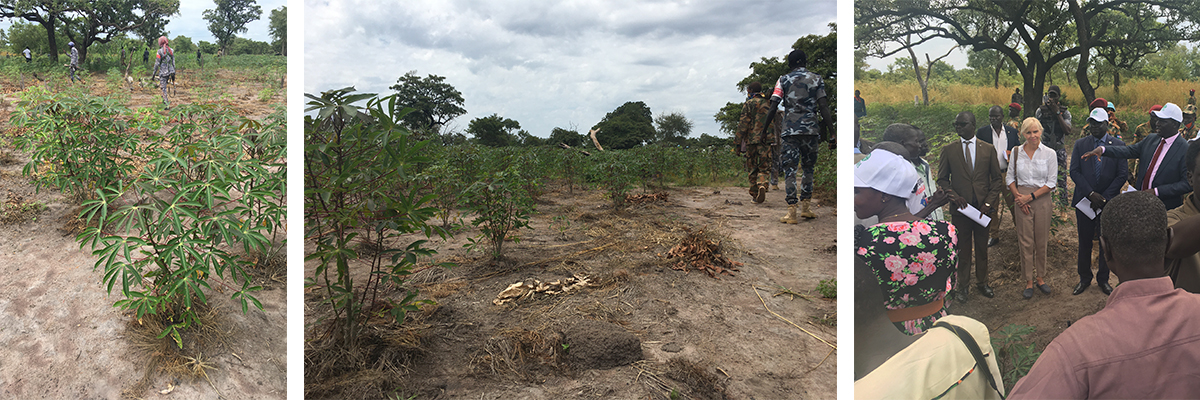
[760,49,835,222]
[23,46,31,64]
[151,36,176,110]
[143,47,150,68]
[67,42,81,83]
[735,82,776,204]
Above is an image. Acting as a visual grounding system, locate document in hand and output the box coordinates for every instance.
[957,204,992,227]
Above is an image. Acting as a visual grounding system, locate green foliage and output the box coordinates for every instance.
[79,109,284,348]
[463,167,534,260]
[268,6,286,55]
[226,37,274,56]
[991,324,1042,388]
[305,87,450,349]
[171,35,197,54]
[592,101,655,150]
[858,102,996,168]
[467,113,521,147]
[653,111,693,145]
[588,151,636,208]
[548,126,584,147]
[204,0,263,52]
[11,86,143,199]
[815,278,836,299]
[390,71,466,133]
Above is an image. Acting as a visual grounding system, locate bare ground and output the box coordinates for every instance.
[305,185,839,399]
[0,67,286,399]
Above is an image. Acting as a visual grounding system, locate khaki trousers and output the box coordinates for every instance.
[1014,186,1052,281]
[989,170,1015,235]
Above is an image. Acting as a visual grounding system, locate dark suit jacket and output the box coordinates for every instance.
[1102,132,1192,209]
[1071,134,1128,205]
[976,124,1020,153]
[937,138,1004,212]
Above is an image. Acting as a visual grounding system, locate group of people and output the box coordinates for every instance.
[733,48,834,223]
[854,87,1200,397]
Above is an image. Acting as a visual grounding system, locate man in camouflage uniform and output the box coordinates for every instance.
[1007,102,1022,130]
[1035,85,1073,206]
[67,42,81,83]
[1107,102,1129,142]
[1130,105,1161,184]
[735,82,776,203]
[761,49,834,223]
[1183,105,1197,140]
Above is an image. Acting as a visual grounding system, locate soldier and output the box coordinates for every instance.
[1007,102,1022,130]
[143,47,149,68]
[1107,102,1128,142]
[151,36,176,109]
[1130,105,1162,184]
[1183,105,1197,140]
[1035,85,1073,206]
[735,82,776,203]
[67,42,81,83]
[761,49,834,222]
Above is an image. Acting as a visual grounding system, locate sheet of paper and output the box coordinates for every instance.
[1075,197,1098,220]
[957,204,992,227]
[1122,184,1137,193]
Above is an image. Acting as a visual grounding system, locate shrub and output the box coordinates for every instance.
[463,166,535,260]
[305,88,451,348]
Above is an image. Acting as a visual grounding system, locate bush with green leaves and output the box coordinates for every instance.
[462,167,535,260]
[11,87,151,200]
[991,324,1042,387]
[305,87,451,349]
[587,151,636,208]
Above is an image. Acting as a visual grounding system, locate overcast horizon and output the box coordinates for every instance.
[304,0,837,139]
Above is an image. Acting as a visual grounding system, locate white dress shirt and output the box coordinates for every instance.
[1007,142,1057,188]
[992,126,1009,170]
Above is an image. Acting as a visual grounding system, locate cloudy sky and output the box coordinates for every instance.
[304,0,837,139]
[166,0,287,45]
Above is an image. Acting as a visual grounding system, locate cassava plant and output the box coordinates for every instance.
[462,167,535,260]
[11,87,146,200]
[77,109,286,348]
[305,87,451,349]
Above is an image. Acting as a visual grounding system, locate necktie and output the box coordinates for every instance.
[1142,138,1167,191]
[964,140,973,174]
[1093,138,1102,181]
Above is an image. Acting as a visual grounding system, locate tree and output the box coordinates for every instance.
[227,37,272,55]
[171,35,196,53]
[591,101,655,150]
[390,71,467,135]
[203,0,262,53]
[0,0,177,63]
[653,111,693,145]
[467,114,520,147]
[197,40,218,54]
[63,0,180,63]
[857,0,1200,115]
[268,6,285,55]
[548,127,583,147]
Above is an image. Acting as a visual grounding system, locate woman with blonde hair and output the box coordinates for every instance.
[151,36,176,109]
[1008,117,1057,299]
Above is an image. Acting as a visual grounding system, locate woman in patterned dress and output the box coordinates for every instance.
[855,148,958,335]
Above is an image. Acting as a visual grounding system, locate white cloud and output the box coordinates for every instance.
[304,0,837,139]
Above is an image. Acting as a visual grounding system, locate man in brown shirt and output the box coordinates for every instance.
[937,111,1004,302]
[1008,191,1200,398]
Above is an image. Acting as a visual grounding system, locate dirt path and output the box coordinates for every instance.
[0,68,286,399]
[306,186,838,399]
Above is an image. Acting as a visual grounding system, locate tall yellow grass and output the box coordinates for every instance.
[856,78,1200,113]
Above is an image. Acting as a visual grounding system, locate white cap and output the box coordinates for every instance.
[1088,107,1109,122]
[1153,103,1183,123]
[854,149,920,199]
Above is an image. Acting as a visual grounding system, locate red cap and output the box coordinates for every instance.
[1009,102,1022,110]
[1150,105,1163,114]
[1089,98,1107,109]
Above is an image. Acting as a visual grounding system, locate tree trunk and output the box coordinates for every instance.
[1070,0,1096,107]
[1113,70,1121,98]
[40,16,59,63]
[907,46,929,106]
[589,129,604,151]
[994,59,1002,89]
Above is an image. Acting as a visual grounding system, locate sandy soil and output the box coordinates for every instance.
[0,67,286,399]
[305,185,839,399]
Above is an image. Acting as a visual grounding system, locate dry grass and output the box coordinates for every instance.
[304,323,428,399]
[122,301,231,399]
[469,327,566,381]
[0,191,45,224]
[856,78,1200,112]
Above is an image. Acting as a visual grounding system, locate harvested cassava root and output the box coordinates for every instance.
[664,227,741,278]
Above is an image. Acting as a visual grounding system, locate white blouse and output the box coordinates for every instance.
[1006,142,1057,189]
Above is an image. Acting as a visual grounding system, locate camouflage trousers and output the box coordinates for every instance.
[745,143,773,188]
[781,135,819,205]
[769,143,781,185]
[1055,147,1069,207]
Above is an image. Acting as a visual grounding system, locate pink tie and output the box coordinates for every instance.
[1142,138,1167,191]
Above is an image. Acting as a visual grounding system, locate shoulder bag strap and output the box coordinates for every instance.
[933,320,1005,399]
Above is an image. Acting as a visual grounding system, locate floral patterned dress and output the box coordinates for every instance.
[856,219,958,335]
